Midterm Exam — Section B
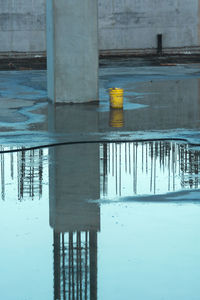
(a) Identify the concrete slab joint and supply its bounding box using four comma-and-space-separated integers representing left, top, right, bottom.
46, 0, 99, 103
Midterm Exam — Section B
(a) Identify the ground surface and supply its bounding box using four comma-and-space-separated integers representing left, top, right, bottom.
0, 60, 200, 147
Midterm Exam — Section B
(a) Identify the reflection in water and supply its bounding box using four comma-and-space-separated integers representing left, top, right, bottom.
0, 144, 99, 300
1, 141, 200, 299
49, 144, 100, 300
18, 149, 44, 200
109, 109, 124, 128
1, 148, 5, 201
53, 231, 97, 300
0, 147, 47, 201
100, 141, 200, 198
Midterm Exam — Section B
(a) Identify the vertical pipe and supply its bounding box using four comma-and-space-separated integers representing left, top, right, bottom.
1, 150, 5, 201
10, 149, 14, 179
157, 34, 162, 55
85, 232, 88, 300
119, 144, 121, 196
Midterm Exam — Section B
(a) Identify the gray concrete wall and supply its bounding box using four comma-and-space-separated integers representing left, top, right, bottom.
0, 0, 200, 55
0, 0, 46, 53
99, 0, 200, 53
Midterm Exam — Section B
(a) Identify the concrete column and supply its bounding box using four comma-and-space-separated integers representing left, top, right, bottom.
46, 0, 99, 103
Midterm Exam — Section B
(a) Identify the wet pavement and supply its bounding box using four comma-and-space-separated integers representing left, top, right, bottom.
1, 60, 200, 299
0, 62, 200, 145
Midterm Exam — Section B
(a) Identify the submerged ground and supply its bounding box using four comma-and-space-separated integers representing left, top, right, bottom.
0, 59, 200, 299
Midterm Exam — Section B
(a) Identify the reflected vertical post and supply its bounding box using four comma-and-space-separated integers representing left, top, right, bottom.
89, 231, 98, 300
49, 142, 100, 299
54, 231, 61, 300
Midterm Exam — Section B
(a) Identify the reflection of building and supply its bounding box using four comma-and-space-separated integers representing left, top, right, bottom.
0, 147, 47, 201
100, 141, 200, 198
49, 144, 100, 300
17, 149, 44, 200
53, 231, 97, 300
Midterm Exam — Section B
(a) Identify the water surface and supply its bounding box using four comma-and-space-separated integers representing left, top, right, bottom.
0, 141, 200, 299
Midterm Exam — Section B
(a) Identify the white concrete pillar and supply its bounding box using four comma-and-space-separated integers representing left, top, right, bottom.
47, 0, 99, 103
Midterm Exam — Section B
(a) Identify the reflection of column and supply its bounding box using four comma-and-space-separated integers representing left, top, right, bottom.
1, 148, 5, 201
49, 143, 100, 300
50, 144, 100, 232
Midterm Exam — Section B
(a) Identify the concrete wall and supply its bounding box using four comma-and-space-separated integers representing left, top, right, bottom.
99, 0, 200, 52
0, 0, 46, 53
0, 0, 200, 54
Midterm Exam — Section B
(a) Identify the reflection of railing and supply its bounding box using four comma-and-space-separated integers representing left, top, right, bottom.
53, 231, 97, 300
100, 141, 200, 197
0, 147, 47, 201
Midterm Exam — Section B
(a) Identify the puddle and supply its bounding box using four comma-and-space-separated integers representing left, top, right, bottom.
0, 141, 200, 299
1, 69, 200, 146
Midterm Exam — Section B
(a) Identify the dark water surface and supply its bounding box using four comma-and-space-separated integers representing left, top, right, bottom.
0, 141, 200, 299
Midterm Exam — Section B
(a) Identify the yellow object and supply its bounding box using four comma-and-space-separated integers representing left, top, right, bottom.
109, 109, 124, 128
109, 88, 124, 109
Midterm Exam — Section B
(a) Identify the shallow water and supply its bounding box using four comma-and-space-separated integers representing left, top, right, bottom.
0, 141, 200, 300
1, 62, 200, 300
1, 66, 200, 148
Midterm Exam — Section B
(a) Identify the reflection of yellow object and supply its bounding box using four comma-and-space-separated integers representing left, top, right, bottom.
109, 88, 124, 109
109, 109, 124, 128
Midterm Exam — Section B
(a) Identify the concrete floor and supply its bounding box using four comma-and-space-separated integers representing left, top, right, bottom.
0, 60, 200, 146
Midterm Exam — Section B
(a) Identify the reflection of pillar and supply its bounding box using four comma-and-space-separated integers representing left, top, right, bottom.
49, 142, 100, 300
46, 0, 99, 103
1, 149, 5, 201
49, 144, 100, 232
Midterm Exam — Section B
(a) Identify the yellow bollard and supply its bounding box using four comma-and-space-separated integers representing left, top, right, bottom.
109, 88, 124, 109
109, 109, 124, 128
